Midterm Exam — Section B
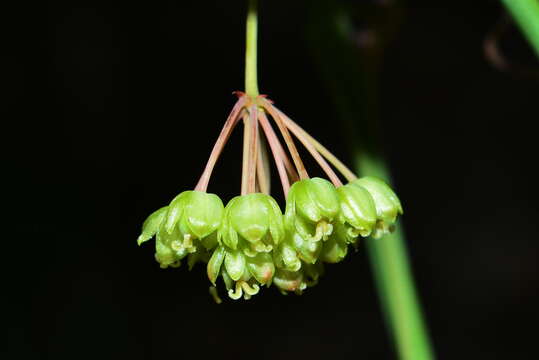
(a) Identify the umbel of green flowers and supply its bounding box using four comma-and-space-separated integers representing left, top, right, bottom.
137, 92, 402, 302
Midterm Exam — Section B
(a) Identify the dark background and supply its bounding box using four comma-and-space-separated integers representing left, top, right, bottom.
3, 0, 538, 359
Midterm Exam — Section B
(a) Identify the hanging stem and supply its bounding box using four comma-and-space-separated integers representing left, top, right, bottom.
241, 105, 259, 195
240, 111, 251, 195
258, 111, 291, 196
261, 100, 309, 179
266, 121, 299, 182
195, 98, 246, 192
247, 105, 259, 193
277, 108, 357, 182
256, 130, 271, 194
245, 0, 259, 97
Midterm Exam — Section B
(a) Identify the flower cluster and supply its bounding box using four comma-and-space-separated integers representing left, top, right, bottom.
137, 93, 402, 301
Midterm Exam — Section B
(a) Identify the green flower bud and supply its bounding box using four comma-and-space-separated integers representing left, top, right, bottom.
291, 230, 322, 264
285, 177, 340, 242
137, 206, 168, 246
273, 235, 302, 271
245, 252, 275, 285
331, 220, 359, 246
207, 245, 226, 285
319, 223, 348, 263
137, 206, 179, 268
137, 206, 187, 268
336, 183, 377, 238
351, 177, 403, 238
273, 268, 306, 294
207, 245, 275, 300
154, 227, 216, 270
219, 193, 284, 257
273, 261, 324, 295
224, 248, 246, 281
154, 223, 189, 268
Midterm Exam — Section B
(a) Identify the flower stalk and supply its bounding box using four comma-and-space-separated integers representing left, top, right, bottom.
246, 105, 259, 194
195, 96, 246, 192
278, 111, 343, 187
256, 132, 271, 194
258, 111, 291, 195
278, 110, 357, 182
261, 99, 309, 180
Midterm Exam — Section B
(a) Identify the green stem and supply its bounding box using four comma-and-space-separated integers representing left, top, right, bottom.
357, 155, 434, 360
501, 0, 539, 59
245, 0, 259, 97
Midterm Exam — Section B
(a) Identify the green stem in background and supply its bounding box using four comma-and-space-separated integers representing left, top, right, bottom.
307, 1, 434, 359
501, 0, 539, 59
358, 156, 433, 360
245, 0, 259, 97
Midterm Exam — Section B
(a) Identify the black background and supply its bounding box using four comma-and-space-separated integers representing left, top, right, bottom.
3, 0, 538, 359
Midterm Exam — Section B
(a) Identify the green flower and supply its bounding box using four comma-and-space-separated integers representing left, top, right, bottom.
219, 193, 284, 257
206, 193, 283, 300
272, 268, 305, 294
273, 261, 324, 295
137, 206, 187, 268
319, 222, 349, 263
336, 183, 377, 238
207, 245, 275, 300
351, 177, 403, 238
154, 221, 187, 268
274, 229, 322, 272
137, 190, 224, 268
137, 206, 168, 246
274, 178, 340, 273
164, 190, 224, 253
284, 177, 340, 242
